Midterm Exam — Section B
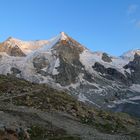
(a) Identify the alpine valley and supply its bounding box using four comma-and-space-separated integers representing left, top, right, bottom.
0, 32, 140, 140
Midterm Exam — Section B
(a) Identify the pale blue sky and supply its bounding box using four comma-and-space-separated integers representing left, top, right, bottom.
0, 0, 140, 56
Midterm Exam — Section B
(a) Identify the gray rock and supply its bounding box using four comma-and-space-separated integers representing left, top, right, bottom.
11, 67, 21, 75
33, 56, 49, 70
124, 53, 140, 84
102, 53, 112, 63
92, 62, 130, 85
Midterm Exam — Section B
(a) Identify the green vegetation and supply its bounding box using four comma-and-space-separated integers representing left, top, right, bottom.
0, 74, 140, 138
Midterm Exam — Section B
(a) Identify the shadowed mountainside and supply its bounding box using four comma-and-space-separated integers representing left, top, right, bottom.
0, 75, 140, 140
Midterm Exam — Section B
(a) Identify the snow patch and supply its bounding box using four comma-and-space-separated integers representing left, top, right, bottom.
121, 49, 140, 61
113, 99, 139, 105
130, 84, 140, 93
37, 32, 67, 52
78, 93, 100, 107
52, 58, 60, 75
4, 37, 49, 55
60, 32, 67, 40
129, 96, 140, 101
80, 49, 129, 75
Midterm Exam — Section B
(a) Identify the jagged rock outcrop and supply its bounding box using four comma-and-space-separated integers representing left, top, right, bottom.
11, 67, 21, 75
51, 33, 85, 85
124, 53, 140, 84
102, 53, 112, 62
92, 62, 131, 85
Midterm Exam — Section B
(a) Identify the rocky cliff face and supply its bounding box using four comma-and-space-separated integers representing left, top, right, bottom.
0, 32, 140, 116
124, 53, 140, 84
51, 34, 84, 85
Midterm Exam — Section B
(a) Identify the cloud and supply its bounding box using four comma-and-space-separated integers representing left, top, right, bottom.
136, 20, 140, 28
127, 4, 140, 28
127, 4, 138, 15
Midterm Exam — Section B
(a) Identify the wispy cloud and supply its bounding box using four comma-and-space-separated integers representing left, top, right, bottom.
127, 4, 138, 15
136, 20, 140, 28
127, 4, 140, 28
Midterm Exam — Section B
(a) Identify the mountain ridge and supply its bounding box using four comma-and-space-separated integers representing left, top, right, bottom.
0, 32, 139, 58
0, 32, 140, 116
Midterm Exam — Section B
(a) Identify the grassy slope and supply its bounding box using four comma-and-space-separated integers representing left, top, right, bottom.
0, 75, 140, 139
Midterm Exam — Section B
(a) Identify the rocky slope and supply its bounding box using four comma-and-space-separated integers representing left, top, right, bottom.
0, 75, 140, 140
0, 32, 140, 116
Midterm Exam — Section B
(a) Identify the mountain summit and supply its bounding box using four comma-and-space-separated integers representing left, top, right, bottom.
59, 32, 68, 40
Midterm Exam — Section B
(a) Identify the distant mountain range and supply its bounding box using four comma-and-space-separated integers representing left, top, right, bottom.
0, 32, 140, 117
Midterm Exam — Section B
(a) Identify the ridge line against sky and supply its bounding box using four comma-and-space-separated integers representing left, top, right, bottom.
0, 0, 140, 56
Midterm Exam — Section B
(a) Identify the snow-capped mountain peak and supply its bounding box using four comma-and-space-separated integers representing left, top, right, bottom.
4, 37, 23, 48
59, 32, 68, 40
0, 32, 75, 56
0, 32, 140, 111
121, 49, 140, 61
0, 37, 49, 56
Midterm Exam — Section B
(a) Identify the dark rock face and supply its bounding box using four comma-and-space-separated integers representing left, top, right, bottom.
11, 67, 21, 75
33, 56, 49, 70
93, 62, 130, 85
124, 53, 140, 84
52, 56, 83, 86
53, 37, 84, 64
83, 71, 95, 83
102, 53, 112, 63
52, 37, 85, 86
92, 62, 106, 74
